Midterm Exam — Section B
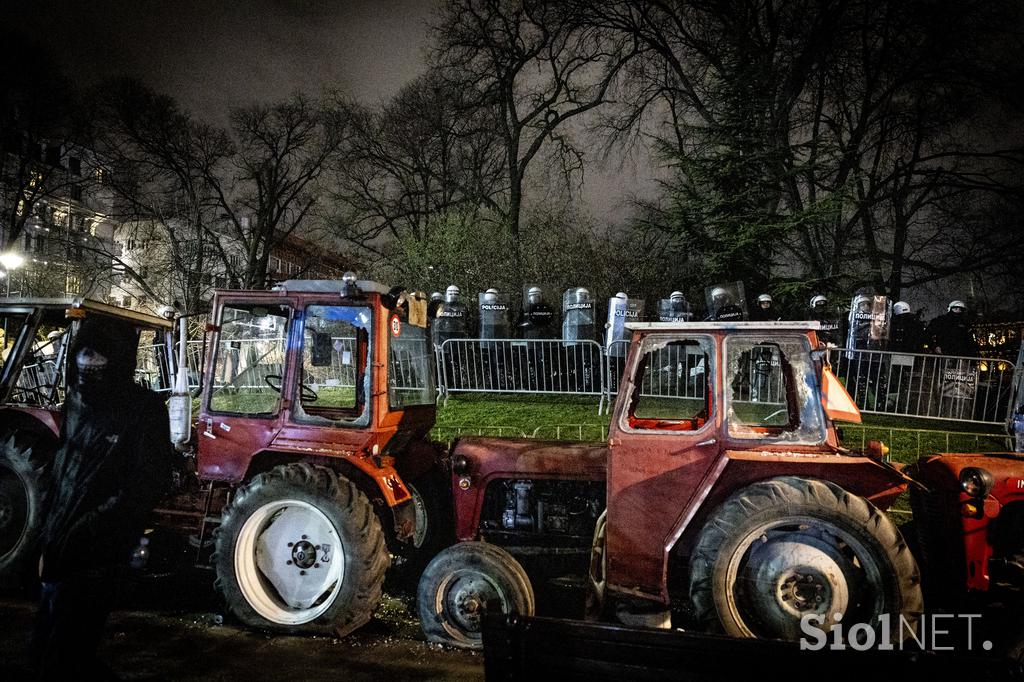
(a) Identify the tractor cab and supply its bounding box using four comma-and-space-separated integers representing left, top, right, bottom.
194, 278, 437, 487
1, 297, 175, 418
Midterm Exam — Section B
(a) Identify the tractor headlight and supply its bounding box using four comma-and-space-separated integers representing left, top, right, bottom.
960, 467, 994, 498
451, 454, 470, 475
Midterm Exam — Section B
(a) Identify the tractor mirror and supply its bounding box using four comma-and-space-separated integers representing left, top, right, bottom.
311, 332, 333, 366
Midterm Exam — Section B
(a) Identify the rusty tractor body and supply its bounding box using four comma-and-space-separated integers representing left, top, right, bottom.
905, 342, 1024, 613
1, 281, 446, 637
418, 321, 924, 648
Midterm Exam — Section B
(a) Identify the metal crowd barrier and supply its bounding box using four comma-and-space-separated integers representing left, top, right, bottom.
135, 335, 1019, 426
435, 338, 605, 406
826, 347, 1016, 424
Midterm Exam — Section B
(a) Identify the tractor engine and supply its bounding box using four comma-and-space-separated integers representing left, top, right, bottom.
481, 478, 604, 544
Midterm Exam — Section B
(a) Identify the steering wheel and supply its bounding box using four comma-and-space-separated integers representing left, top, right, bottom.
265, 374, 319, 403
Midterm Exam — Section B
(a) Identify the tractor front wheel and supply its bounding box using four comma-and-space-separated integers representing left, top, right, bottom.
214, 463, 388, 636
417, 541, 534, 650
689, 476, 922, 644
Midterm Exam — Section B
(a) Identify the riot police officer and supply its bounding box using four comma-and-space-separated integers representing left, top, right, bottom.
809, 294, 842, 346
889, 301, 923, 353
658, 291, 693, 322
516, 287, 556, 390
427, 291, 443, 320
479, 288, 511, 388
434, 285, 470, 387
751, 293, 779, 322
706, 287, 744, 321
925, 300, 976, 357
563, 287, 597, 391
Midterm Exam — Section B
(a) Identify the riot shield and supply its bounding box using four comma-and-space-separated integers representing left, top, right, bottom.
562, 288, 596, 345
606, 295, 644, 357
479, 290, 511, 389
562, 287, 598, 392
705, 281, 747, 321
478, 291, 511, 340
657, 297, 693, 322
846, 294, 892, 350
432, 299, 470, 346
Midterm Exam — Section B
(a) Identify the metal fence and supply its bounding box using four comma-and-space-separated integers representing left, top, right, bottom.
135, 335, 1020, 426
826, 347, 1017, 424
435, 339, 605, 404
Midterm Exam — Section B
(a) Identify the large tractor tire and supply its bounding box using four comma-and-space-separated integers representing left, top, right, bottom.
0, 427, 54, 586
689, 476, 922, 644
214, 462, 389, 637
418, 541, 534, 650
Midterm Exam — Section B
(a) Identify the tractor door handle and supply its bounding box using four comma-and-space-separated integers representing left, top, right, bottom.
695, 438, 717, 447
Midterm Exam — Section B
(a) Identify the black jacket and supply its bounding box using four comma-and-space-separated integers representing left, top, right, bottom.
40, 384, 175, 581
40, 318, 176, 581
925, 312, 976, 357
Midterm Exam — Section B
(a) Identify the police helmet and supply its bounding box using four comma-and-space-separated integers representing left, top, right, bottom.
614, 292, 628, 300
445, 285, 461, 302
948, 300, 966, 313
757, 293, 772, 304
430, 291, 442, 302
575, 287, 591, 302
484, 288, 499, 303
810, 294, 827, 308
711, 286, 729, 301
669, 291, 684, 301
893, 301, 910, 315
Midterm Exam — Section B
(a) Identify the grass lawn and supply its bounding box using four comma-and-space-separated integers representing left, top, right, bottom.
432, 393, 1011, 463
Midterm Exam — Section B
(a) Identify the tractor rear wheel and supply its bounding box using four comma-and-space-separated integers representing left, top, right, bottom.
689, 476, 922, 644
417, 541, 534, 650
214, 462, 388, 636
0, 427, 54, 585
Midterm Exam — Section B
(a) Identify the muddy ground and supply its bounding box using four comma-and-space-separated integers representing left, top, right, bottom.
0, 566, 485, 681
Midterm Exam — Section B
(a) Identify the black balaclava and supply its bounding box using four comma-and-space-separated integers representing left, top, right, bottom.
67, 317, 140, 403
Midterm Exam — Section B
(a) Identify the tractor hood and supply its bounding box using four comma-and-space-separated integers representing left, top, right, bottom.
451, 437, 608, 482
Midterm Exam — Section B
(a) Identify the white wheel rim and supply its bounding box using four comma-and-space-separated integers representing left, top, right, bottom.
234, 499, 345, 625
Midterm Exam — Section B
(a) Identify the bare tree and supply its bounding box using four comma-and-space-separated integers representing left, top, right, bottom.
431, 0, 638, 280
329, 72, 505, 269
578, 0, 1024, 300
208, 95, 349, 289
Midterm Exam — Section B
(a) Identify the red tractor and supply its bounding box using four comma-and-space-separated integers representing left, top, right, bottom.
1, 279, 448, 637
418, 321, 928, 649
910, 347, 1024, 603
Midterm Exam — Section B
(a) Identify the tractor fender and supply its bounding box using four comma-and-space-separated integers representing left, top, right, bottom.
0, 406, 61, 439
614, 451, 909, 605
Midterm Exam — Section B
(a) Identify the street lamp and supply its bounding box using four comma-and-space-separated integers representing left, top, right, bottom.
0, 252, 25, 297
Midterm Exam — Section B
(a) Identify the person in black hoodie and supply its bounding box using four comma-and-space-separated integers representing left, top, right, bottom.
31, 317, 176, 679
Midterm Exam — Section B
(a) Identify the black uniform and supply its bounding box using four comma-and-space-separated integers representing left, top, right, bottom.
890, 314, 924, 353
33, 318, 176, 677
925, 311, 976, 357
517, 297, 557, 390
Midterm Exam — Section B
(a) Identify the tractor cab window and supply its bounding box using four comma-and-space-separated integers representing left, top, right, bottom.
725, 336, 826, 443
388, 311, 435, 409
209, 304, 290, 416
293, 305, 371, 427
627, 337, 713, 431
1, 313, 70, 407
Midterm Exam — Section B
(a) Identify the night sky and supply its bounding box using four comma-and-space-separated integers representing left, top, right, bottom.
3, 0, 438, 118
1, 0, 644, 221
